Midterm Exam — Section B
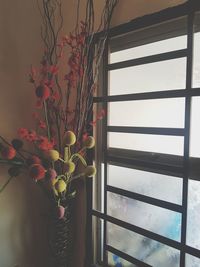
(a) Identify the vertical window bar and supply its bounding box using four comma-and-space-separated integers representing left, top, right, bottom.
103, 41, 109, 266
180, 8, 194, 267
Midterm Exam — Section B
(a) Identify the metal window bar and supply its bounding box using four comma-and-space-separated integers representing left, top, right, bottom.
93, 87, 200, 103
180, 8, 194, 267
91, 1, 200, 266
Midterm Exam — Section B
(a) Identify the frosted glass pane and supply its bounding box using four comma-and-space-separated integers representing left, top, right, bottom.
109, 58, 186, 95
108, 132, 184, 156
108, 165, 182, 204
187, 180, 200, 249
186, 254, 200, 267
109, 98, 185, 128
193, 31, 200, 88
110, 35, 187, 64
108, 252, 137, 267
107, 223, 180, 267
190, 97, 200, 157
107, 192, 181, 241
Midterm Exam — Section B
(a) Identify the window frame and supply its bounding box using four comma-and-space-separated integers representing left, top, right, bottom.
92, 1, 200, 266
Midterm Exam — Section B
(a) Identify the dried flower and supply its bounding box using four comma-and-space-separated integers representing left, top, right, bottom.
1, 146, 16, 160
55, 179, 67, 193
35, 85, 50, 101
18, 128, 29, 139
84, 165, 96, 177
26, 156, 41, 166
29, 164, 46, 181
37, 136, 55, 151
65, 161, 75, 174
46, 149, 60, 162
64, 131, 76, 146
46, 168, 57, 180
11, 139, 23, 150
57, 205, 65, 219
83, 136, 95, 149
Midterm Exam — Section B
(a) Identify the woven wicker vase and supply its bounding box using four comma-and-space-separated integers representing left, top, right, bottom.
49, 204, 74, 267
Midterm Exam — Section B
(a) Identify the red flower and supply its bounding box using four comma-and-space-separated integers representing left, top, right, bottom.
49, 65, 59, 75
38, 120, 46, 129
29, 164, 46, 181
82, 133, 88, 141
1, 146, 16, 160
37, 136, 55, 151
26, 156, 41, 166
18, 128, 29, 139
26, 131, 38, 142
35, 85, 50, 101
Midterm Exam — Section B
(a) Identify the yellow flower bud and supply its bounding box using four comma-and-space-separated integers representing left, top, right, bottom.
65, 131, 76, 146
83, 136, 95, 149
65, 161, 75, 174
85, 165, 96, 177
55, 179, 67, 193
46, 149, 60, 162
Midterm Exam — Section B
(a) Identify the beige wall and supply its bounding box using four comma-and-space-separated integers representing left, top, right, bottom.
0, 0, 186, 266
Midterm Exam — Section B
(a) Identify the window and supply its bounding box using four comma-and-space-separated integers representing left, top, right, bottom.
92, 1, 200, 267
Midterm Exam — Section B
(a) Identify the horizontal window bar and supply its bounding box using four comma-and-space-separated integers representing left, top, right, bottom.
106, 185, 183, 213
107, 150, 200, 181
108, 49, 187, 70
93, 88, 200, 103
185, 245, 200, 259
107, 126, 185, 136
107, 154, 184, 177
106, 245, 153, 267
92, 210, 181, 250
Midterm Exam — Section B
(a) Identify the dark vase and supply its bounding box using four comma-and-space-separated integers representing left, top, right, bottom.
48, 202, 74, 267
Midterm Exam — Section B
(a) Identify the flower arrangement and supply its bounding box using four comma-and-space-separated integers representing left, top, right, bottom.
0, 0, 117, 213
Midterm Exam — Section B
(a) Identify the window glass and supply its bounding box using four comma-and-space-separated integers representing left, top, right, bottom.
186, 254, 200, 267
109, 58, 186, 95
192, 13, 200, 88
108, 132, 184, 156
187, 180, 200, 250
107, 222, 180, 267
110, 35, 187, 64
108, 252, 138, 267
107, 165, 182, 204
109, 98, 185, 128
107, 192, 182, 241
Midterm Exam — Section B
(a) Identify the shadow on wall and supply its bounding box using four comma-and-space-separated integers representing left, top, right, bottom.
111, 0, 187, 26
0, 171, 52, 267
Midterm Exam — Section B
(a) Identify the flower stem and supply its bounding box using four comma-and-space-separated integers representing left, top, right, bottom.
0, 176, 14, 193
43, 100, 51, 141
0, 159, 24, 166
64, 147, 69, 162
